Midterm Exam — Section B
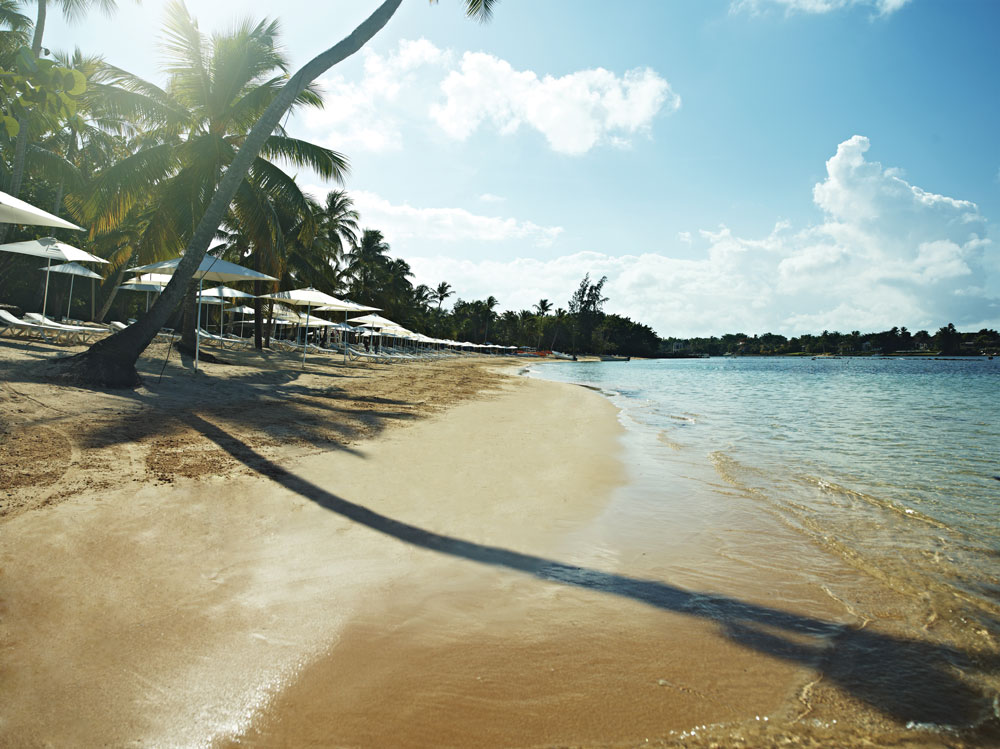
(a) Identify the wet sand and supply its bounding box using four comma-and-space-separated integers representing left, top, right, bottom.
2, 340, 991, 746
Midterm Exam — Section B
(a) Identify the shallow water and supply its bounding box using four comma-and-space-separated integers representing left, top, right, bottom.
532, 356, 1000, 745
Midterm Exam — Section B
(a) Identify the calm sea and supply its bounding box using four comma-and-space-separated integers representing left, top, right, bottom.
530, 355, 1000, 744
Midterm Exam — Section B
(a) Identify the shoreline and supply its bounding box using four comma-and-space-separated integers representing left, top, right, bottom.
3, 343, 990, 746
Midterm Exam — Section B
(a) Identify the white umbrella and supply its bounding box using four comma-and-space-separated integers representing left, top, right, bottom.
130, 254, 277, 371
0, 189, 83, 231
315, 297, 381, 362
198, 285, 254, 335
38, 261, 102, 320
0, 237, 108, 318
258, 288, 348, 365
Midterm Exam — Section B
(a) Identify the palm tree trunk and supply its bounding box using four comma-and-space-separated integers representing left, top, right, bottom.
49, 0, 403, 386
253, 281, 263, 349
95, 254, 132, 322
264, 300, 273, 348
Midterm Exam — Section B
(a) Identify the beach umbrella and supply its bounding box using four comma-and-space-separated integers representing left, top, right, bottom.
38, 261, 102, 320
0, 189, 83, 231
259, 288, 351, 365
198, 285, 254, 335
119, 274, 171, 312
131, 254, 277, 371
0, 237, 108, 319
315, 297, 381, 362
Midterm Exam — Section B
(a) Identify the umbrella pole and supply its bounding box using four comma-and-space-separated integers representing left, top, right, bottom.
42, 259, 51, 319
344, 311, 348, 364
302, 303, 311, 366
146, 291, 150, 312
67, 273, 75, 320
195, 278, 203, 372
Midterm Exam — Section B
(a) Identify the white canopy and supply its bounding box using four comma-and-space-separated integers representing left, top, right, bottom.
256, 288, 343, 364
119, 281, 167, 293
259, 287, 343, 306
38, 262, 103, 320
347, 313, 401, 329
314, 297, 380, 314
127, 272, 172, 286
0, 237, 108, 318
0, 190, 83, 231
0, 236, 106, 264
40, 261, 103, 280
199, 285, 254, 299
131, 254, 277, 284
130, 254, 276, 370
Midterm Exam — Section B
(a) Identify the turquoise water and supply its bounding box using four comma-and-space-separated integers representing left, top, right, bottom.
531, 355, 1000, 742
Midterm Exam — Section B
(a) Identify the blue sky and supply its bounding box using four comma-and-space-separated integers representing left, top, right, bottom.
46, 0, 1000, 336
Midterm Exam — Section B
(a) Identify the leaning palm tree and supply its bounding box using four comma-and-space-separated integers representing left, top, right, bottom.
55, 0, 499, 386
73, 2, 343, 352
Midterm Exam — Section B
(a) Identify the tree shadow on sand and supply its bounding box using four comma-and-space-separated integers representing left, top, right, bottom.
186, 411, 1000, 737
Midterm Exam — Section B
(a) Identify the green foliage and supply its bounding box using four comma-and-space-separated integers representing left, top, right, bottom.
0, 46, 86, 136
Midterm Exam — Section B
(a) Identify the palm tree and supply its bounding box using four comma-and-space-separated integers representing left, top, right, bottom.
73, 2, 343, 352
318, 188, 359, 286
482, 294, 498, 343
433, 280, 453, 309
533, 298, 551, 316
346, 228, 390, 303
59, 0, 498, 386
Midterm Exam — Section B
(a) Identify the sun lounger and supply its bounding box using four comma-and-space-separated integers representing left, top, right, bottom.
0, 309, 81, 344
22, 313, 108, 343
25, 313, 109, 337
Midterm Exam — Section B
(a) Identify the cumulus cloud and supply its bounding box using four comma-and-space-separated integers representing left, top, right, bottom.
350, 190, 563, 247
301, 39, 677, 155
430, 53, 678, 154
732, 0, 912, 16
302, 38, 451, 153
408, 137, 997, 336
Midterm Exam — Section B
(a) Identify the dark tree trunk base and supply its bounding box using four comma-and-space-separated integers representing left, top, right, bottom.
175, 342, 227, 365
45, 349, 142, 389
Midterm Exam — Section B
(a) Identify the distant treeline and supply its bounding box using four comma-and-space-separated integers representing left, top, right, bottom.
417, 274, 662, 358
663, 325, 1000, 357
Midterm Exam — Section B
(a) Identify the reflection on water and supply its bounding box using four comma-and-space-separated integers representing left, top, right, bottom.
532, 356, 1000, 745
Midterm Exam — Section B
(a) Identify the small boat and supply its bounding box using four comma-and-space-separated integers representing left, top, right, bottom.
598, 354, 630, 362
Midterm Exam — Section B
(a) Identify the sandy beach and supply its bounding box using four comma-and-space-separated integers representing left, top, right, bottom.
2, 339, 992, 748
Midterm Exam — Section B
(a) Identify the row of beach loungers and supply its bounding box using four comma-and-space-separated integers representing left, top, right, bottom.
0, 310, 489, 364
196, 327, 474, 363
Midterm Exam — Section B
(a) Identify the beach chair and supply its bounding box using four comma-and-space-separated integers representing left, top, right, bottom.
108, 320, 129, 332
24, 314, 109, 342
0, 309, 80, 344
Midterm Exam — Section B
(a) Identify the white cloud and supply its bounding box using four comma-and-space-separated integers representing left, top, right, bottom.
430, 54, 678, 155
407, 137, 997, 336
479, 193, 505, 203
301, 39, 678, 156
350, 190, 563, 247
303, 38, 452, 153
732, 0, 911, 16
